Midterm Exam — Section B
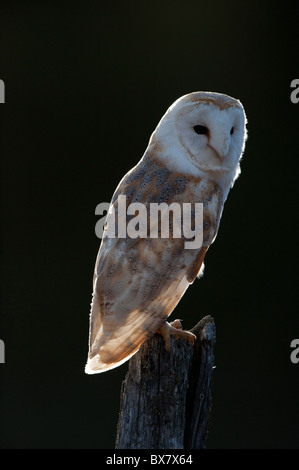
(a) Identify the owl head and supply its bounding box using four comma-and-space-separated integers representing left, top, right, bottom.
148, 92, 247, 193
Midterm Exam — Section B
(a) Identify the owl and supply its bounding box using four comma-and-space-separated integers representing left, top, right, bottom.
85, 91, 247, 374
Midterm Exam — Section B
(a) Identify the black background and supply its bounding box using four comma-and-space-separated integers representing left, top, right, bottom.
0, 1, 298, 449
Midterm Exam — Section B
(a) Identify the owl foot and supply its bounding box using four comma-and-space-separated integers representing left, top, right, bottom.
157, 321, 196, 351
169, 319, 183, 329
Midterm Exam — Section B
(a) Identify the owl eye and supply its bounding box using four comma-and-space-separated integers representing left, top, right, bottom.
230, 127, 234, 135
193, 125, 209, 135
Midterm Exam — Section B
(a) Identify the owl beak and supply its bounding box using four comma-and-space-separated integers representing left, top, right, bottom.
207, 144, 225, 163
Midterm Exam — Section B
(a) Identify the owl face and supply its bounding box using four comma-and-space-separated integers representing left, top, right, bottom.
150, 92, 247, 192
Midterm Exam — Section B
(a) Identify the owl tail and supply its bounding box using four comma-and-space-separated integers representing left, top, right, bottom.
85, 346, 139, 374
85, 305, 164, 374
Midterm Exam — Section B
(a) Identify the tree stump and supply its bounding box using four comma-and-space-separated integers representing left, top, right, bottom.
115, 315, 216, 449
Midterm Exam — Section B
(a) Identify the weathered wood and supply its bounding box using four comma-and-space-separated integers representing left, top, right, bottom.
115, 315, 216, 449
185, 316, 216, 448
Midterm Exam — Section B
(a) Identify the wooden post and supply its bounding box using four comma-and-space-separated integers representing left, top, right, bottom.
115, 315, 216, 449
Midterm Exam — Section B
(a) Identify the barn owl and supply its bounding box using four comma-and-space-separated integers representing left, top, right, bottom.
85, 91, 247, 374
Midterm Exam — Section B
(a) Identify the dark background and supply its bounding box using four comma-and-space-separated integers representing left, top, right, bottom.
0, 1, 298, 449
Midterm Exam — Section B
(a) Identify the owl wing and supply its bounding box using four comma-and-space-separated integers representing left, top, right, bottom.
85, 156, 223, 374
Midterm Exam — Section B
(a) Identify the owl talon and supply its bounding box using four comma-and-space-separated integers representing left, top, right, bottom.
170, 319, 183, 330
157, 321, 196, 351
